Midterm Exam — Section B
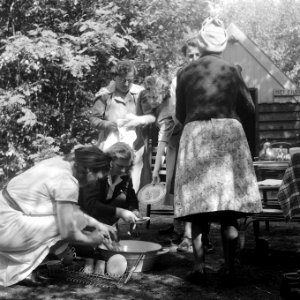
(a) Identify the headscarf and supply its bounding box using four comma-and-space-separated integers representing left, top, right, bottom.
197, 17, 228, 53
74, 146, 111, 172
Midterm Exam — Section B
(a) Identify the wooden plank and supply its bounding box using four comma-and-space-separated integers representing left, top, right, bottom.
259, 103, 300, 112
258, 138, 300, 145
259, 121, 300, 130
259, 131, 299, 140
259, 126, 300, 132
259, 112, 300, 121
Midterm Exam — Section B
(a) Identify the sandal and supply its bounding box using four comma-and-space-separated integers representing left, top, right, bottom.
177, 236, 193, 253
185, 269, 207, 285
204, 242, 215, 254
218, 267, 237, 287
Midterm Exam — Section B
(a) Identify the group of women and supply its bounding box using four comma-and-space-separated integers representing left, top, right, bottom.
0, 16, 262, 287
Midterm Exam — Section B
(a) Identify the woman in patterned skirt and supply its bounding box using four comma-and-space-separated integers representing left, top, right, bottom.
174, 17, 262, 284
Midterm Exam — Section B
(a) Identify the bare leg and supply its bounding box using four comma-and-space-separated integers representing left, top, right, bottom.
221, 222, 238, 273
191, 222, 205, 273
177, 222, 193, 252
184, 222, 192, 238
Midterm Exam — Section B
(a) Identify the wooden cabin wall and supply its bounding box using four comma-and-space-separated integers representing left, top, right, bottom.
258, 103, 300, 146
222, 41, 292, 104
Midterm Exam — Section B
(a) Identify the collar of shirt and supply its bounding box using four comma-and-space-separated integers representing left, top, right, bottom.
106, 174, 123, 200
95, 82, 143, 99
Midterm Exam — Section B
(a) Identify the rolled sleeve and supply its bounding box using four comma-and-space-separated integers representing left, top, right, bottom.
90, 98, 108, 129
136, 91, 154, 116
51, 174, 79, 203
158, 117, 175, 143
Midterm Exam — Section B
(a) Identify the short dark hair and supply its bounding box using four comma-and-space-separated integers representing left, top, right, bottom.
113, 60, 137, 77
65, 145, 111, 184
181, 39, 200, 56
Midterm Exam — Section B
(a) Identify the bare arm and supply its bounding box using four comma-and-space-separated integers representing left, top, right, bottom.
123, 113, 156, 129
115, 207, 139, 223
56, 202, 117, 247
152, 141, 167, 184
175, 71, 186, 125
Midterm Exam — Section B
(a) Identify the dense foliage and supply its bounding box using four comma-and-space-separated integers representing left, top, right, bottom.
0, 0, 299, 183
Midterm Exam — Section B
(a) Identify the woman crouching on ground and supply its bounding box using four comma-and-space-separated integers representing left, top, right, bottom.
0, 146, 117, 287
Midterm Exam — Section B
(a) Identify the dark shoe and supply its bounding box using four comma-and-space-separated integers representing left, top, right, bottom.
158, 225, 174, 235
18, 272, 50, 287
177, 237, 193, 253
171, 232, 184, 244
204, 242, 215, 254
219, 267, 236, 288
185, 270, 207, 285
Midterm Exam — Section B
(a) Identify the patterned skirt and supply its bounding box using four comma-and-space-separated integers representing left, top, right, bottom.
174, 119, 262, 222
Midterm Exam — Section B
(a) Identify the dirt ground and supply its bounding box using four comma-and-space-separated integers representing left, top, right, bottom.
1, 208, 300, 300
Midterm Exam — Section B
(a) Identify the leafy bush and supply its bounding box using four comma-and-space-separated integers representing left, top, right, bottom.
0, 0, 299, 185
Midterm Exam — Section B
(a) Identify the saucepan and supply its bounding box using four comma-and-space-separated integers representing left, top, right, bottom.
95, 240, 169, 272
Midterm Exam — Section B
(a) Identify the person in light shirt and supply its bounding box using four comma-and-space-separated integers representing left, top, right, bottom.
0, 146, 117, 287
90, 60, 155, 192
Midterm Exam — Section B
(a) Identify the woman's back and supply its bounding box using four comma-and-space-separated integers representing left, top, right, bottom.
7, 156, 78, 215
176, 53, 240, 124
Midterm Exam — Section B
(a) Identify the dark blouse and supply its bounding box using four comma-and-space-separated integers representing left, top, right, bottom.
78, 175, 138, 222
176, 53, 255, 125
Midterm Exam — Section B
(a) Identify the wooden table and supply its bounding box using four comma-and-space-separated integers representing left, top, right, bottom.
253, 160, 290, 171
253, 160, 290, 232
253, 160, 290, 181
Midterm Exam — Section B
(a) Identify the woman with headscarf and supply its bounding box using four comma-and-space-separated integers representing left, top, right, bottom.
174, 17, 262, 285
0, 146, 117, 287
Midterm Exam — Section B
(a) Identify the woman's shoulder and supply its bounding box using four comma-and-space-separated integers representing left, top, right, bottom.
34, 156, 73, 177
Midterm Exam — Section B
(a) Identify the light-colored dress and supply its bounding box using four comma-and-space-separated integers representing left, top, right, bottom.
174, 119, 262, 221
0, 156, 78, 286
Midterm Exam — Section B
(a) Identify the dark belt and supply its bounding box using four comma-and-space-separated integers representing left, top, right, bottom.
2, 187, 24, 213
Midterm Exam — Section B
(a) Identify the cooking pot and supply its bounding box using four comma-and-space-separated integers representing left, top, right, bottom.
95, 240, 169, 272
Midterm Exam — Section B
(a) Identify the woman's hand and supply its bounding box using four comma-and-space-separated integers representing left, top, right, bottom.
152, 170, 160, 185
117, 208, 139, 223
132, 209, 142, 219
56, 203, 118, 247
123, 118, 141, 130
123, 114, 155, 129
104, 120, 118, 131
93, 221, 118, 242
84, 229, 107, 247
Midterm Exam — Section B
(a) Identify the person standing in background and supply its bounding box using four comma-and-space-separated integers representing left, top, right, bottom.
174, 17, 262, 285
161, 38, 215, 254
135, 75, 178, 207
90, 60, 155, 192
